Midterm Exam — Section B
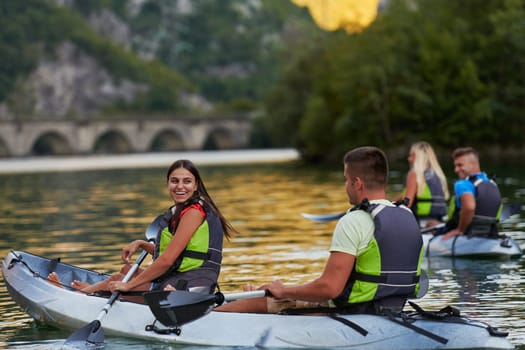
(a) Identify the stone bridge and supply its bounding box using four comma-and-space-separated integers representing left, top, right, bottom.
0, 117, 252, 157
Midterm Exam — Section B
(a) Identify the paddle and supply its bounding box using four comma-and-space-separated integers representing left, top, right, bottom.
144, 289, 269, 328
300, 211, 346, 222
63, 215, 162, 348
420, 223, 446, 234
302, 202, 522, 223
145, 275, 430, 329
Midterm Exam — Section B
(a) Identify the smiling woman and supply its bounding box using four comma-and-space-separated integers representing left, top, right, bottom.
46, 159, 238, 300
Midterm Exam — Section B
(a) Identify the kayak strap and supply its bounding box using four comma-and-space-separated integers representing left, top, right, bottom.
7, 252, 66, 287
408, 301, 459, 319
381, 308, 449, 345
281, 303, 448, 344
408, 301, 509, 337
7, 251, 45, 277
145, 319, 182, 336
328, 314, 368, 336
280, 306, 368, 336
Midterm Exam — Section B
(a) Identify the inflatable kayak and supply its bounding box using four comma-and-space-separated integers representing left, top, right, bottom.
2, 250, 514, 349
422, 232, 522, 258
301, 205, 523, 259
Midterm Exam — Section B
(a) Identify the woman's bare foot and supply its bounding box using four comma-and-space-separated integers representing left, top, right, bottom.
47, 273, 91, 292
47, 272, 63, 288
71, 280, 91, 290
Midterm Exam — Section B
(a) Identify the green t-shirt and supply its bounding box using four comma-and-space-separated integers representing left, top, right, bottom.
330, 199, 394, 257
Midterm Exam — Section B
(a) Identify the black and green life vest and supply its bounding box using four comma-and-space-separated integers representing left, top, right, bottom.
412, 169, 447, 221
153, 199, 223, 278
333, 200, 424, 307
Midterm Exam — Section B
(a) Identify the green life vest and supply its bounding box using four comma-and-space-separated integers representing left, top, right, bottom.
153, 201, 223, 276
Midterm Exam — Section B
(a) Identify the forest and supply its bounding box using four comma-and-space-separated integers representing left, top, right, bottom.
262, 0, 525, 162
1, 0, 524, 162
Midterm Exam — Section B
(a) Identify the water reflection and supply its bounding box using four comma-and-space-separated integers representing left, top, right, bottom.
1, 160, 524, 349
420, 256, 525, 346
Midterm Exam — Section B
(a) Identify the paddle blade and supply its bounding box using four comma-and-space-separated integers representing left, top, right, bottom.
416, 270, 429, 299
145, 214, 163, 242
501, 203, 521, 221
144, 290, 216, 327
63, 320, 104, 349
301, 211, 346, 222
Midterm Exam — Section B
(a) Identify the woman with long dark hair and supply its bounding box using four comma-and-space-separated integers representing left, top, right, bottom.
48, 159, 236, 295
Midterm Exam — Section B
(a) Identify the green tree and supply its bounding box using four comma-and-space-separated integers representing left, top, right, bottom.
264, 0, 525, 162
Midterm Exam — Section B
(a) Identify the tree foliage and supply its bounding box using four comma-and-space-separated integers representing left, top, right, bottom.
126, 0, 321, 107
263, 0, 525, 162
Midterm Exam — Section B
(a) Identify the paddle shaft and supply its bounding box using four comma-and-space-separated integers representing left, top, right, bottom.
223, 289, 268, 302
302, 203, 520, 223
420, 223, 446, 234
94, 249, 149, 320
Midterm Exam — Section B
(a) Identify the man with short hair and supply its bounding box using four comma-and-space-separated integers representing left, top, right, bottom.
442, 147, 502, 240
217, 146, 424, 314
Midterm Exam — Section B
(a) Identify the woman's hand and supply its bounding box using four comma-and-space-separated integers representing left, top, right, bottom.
121, 240, 141, 263
108, 281, 131, 293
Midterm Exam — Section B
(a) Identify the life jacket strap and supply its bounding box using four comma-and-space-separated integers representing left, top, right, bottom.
350, 271, 420, 285
181, 250, 210, 260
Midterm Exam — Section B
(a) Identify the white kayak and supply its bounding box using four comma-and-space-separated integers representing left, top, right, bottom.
422, 232, 522, 258
301, 207, 523, 259
2, 250, 514, 349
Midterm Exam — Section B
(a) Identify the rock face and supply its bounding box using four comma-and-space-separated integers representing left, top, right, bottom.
14, 42, 147, 119
0, 1, 210, 120
88, 9, 132, 51
1, 1, 147, 120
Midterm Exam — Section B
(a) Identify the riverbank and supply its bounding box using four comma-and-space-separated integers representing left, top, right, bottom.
0, 148, 300, 174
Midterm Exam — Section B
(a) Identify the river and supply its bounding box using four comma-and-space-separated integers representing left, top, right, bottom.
0, 149, 524, 349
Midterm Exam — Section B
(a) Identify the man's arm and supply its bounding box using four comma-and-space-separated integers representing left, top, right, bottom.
443, 192, 475, 240
264, 251, 355, 302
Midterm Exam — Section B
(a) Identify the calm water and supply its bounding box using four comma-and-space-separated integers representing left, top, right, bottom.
1, 155, 525, 349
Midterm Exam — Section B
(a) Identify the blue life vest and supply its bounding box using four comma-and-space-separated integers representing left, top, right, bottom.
447, 174, 502, 237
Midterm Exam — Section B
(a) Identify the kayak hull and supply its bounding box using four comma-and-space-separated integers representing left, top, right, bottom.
2, 250, 514, 349
422, 232, 522, 258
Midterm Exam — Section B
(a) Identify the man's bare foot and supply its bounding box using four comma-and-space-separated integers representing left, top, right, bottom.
164, 284, 176, 291
47, 272, 63, 288
243, 283, 257, 291
71, 280, 91, 290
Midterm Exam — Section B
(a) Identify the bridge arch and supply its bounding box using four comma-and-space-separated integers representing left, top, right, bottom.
0, 136, 9, 157
93, 130, 132, 154
32, 131, 73, 156
0, 118, 252, 157
149, 129, 186, 152
203, 126, 241, 150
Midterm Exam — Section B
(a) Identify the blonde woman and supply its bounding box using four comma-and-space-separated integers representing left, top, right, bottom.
397, 141, 449, 225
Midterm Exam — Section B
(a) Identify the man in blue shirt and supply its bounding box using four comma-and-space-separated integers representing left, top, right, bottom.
442, 147, 501, 240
